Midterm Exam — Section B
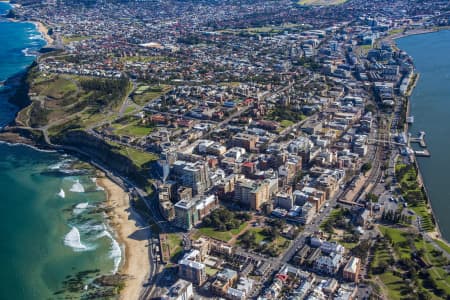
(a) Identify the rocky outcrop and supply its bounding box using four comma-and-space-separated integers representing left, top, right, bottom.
51, 130, 142, 178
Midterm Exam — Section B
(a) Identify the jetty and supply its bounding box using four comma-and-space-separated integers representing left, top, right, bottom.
410, 131, 427, 147
414, 149, 431, 157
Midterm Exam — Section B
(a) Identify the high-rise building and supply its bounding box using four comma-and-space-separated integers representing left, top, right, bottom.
234, 178, 270, 210
162, 279, 194, 300
178, 250, 207, 286
172, 160, 211, 195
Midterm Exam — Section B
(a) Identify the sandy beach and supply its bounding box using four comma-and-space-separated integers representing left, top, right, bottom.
33, 21, 54, 45
97, 175, 150, 300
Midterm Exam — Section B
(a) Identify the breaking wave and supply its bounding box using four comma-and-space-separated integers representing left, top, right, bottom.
70, 180, 85, 193
73, 202, 89, 215
64, 227, 87, 251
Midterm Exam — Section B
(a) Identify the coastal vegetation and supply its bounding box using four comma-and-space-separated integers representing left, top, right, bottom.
16, 68, 131, 130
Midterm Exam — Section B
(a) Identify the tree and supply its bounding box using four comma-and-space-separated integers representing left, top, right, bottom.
361, 162, 372, 174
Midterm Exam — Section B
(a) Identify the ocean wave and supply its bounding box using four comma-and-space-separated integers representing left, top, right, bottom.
94, 224, 122, 274
49, 161, 65, 170
29, 34, 43, 40
77, 221, 104, 235
73, 202, 89, 215
70, 180, 85, 193
64, 227, 88, 251
103, 230, 122, 274
58, 188, 65, 198
21, 48, 35, 57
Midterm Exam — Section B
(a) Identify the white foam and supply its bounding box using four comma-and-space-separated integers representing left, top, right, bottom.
70, 180, 85, 193
73, 202, 89, 215
49, 162, 64, 170
0, 141, 57, 153
21, 48, 35, 57
58, 189, 65, 198
100, 226, 122, 274
29, 34, 43, 40
64, 227, 87, 251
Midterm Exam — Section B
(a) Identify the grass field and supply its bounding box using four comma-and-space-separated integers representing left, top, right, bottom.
197, 227, 233, 242
197, 222, 248, 243
133, 84, 172, 106
374, 226, 450, 298
62, 35, 97, 44
434, 239, 450, 254
113, 119, 154, 137
166, 233, 183, 260
239, 227, 289, 256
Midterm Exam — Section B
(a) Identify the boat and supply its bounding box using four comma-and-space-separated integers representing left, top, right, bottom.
406, 116, 414, 124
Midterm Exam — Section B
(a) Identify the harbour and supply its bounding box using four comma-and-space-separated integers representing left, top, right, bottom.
397, 29, 450, 241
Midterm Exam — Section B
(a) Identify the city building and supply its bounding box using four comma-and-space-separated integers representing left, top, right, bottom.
343, 256, 361, 283
178, 250, 207, 285
161, 279, 194, 300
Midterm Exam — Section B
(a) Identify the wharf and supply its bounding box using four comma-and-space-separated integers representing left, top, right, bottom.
415, 149, 431, 157
410, 131, 427, 147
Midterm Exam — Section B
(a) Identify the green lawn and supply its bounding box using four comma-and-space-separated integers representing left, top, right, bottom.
133, 85, 171, 106
379, 271, 409, 300
247, 228, 266, 244
62, 35, 96, 44
434, 239, 450, 255
114, 120, 154, 137
230, 223, 248, 235
41, 77, 78, 100
197, 227, 233, 242
379, 226, 408, 244
166, 233, 183, 260
111, 143, 158, 168
197, 222, 248, 243
388, 28, 404, 36
411, 203, 435, 231
280, 120, 294, 128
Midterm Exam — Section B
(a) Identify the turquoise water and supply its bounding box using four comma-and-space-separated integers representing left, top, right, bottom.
397, 30, 450, 242
0, 3, 120, 299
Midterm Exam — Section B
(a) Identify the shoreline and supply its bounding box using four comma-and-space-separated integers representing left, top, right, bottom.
32, 21, 54, 45
393, 30, 449, 244
96, 173, 150, 300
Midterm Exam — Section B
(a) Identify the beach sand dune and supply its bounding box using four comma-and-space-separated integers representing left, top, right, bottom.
97, 176, 150, 300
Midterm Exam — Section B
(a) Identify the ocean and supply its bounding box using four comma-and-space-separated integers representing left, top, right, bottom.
397, 30, 450, 242
0, 2, 121, 299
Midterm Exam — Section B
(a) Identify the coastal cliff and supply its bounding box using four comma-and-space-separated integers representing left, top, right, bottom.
1, 65, 156, 191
